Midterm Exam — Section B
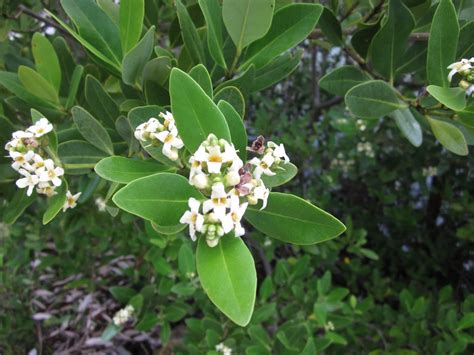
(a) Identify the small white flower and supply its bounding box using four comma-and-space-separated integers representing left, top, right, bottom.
447, 58, 474, 82
12, 130, 34, 139
134, 118, 162, 141
249, 182, 270, 210
203, 183, 228, 220
63, 191, 81, 212
16, 169, 39, 196
180, 198, 205, 241
220, 195, 248, 236
95, 197, 107, 211
39, 159, 64, 187
155, 128, 184, 161
268, 141, 290, 163
215, 343, 232, 355
31, 154, 46, 172
27, 118, 53, 137
36, 182, 57, 197
249, 154, 276, 179
113, 305, 135, 326
190, 173, 209, 190
10, 150, 35, 171
224, 170, 241, 187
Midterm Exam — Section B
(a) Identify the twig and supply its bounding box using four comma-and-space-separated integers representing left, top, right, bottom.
9, 5, 69, 35
310, 29, 429, 41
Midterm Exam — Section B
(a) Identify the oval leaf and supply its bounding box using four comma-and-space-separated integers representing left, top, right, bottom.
427, 85, 466, 111
32, 33, 61, 93
389, 108, 423, 147
72, 106, 114, 155
261, 162, 298, 188
18, 66, 59, 104
122, 26, 155, 86
120, 0, 144, 54
58, 140, 108, 174
427, 116, 468, 156
196, 234, 256, 326
320, 65, 370, 97
43, 179, 68, 225
198, 0, 227, 69
245, 192, 346, 245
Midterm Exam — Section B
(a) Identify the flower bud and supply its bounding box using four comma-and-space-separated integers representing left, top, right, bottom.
192, 173, 209, 189
247, 195, 258, 205
224, 171, 240, 187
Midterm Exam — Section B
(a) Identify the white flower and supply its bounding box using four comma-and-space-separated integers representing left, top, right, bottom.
447, 58, 474, 82
12, 130, 34, 139
95, 197, 107, 212
63, 191, 81, 212
10, 150, 35, 171
134, 118, 162, 141
216, 343, 232, 355
27, 118, 53, 137
16, 169, 39, 196
190, 173, 209, 189
155, 128, 184, 161
113, 305, 135, 326
249, 154, 276, 179
31, 154, 46, 172
268, 141, 290, 163
39, 159, 64, 187
36, 182, 57, 197
180, 198, 205, 241
220, 195, 248, 236
466, 85, 474, 96
203, 183, 228, 220
224, 170, 240, 187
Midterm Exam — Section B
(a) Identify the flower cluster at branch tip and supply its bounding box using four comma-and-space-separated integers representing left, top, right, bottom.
180, 134, 290, 247
134, 111, 184, 161
5, 118, 79, 209
112, 305, 135, 326
447, 58, 474, 96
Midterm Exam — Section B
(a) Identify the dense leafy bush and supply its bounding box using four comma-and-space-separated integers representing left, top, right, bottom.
1, 0, 473, 354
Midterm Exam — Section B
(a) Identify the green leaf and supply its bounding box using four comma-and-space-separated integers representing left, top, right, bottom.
0, 71, 58, 109
427, 85, 466, 111
189, 64, 213, 97
85, 75, 119, 127
389, 108, 423, 147
97, 0, 119, 24
369, 0, 415, 81
120, 0, 144, 54
427, 116, 468, 155
59, 140, 108, 174
176, 0, 206, 65
457, 313, 474, 330
72, 106, 114, 155
198, 0, 227, 69
222, 0, 275, 52
112, 173, 204, 226
214, 86, 245, 118
261, 163, 297, 188
95, 156, 171, 184
345, 80, 406, 118
152, 222, 186, 235
252, 49, 303, 92
457, 20, 474, 59
32, 33, 61, 93
318, 7, 342, 46
178, 243, 196, 276
18, 66, 59, 104
320, 65, 370, 97
170, 68, 231, 152
122, 26, 155, 86
427, 0, 459, 87
245, 192, 346, 245
241, 3, 322, 69
3, 190, 36, 224
215, 65, 256, 97
217, 100, 247, 160
196, 234, 256, 326
60, 0, 122, 65
42, 179, 68, 225
65, 65, 84, 110
110, 286, 137, 303
143, 56, 173, 86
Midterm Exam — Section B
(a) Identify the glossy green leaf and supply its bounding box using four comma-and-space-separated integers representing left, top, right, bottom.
72, 106, 114, 155
65, 65, 84, 110
457, 20, 474, 58
60, 0, 122, 65
53, 36, 80, 93
59, 140, 107, 174
457, 313, 474, 330
242, 3, 322, 69
42, 179, 68, 225
261, 162, 298, 188
95, 156, 171, 184
112, 173, 204, 226
176, 0, 206, 65
122, 26, 155, 86
214, 86, 245, 118
198, 0, 227, 69
318, 7, 342, 46
85, 75, 119, 127
369, 0, 415, 81
427, 0, 459, 87
389, 108, 423, 147
3, 190, 36, 224
217, 100, 247, 160
170, 68, 231, 152
189, 64, 213, 97
245, 192, 346, 245
143, 56, 173, 86
320, 65, 370, 97
152, 222, 186, 235
427, 85, 466, 111
120, 0, 144, 54
427, 116, 468, 155
32, 33, 61, 93
252, 49, 303, 92
97, 0, 119, 24
222, 0, 275, 52
18, 66, 59, 104
345, 80, 406, 118
196, 234, 256, 326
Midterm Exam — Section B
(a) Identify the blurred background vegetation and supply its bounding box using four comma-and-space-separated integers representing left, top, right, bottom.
1, 0, 474, 354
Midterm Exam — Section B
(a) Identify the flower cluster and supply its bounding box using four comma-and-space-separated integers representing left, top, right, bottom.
134, 111, 184, 161
448, 58, 474, 95
112, 305, 135, 326
357, 141, 375, 158
215, 343, 232, 355
180, 134, 290, 247
5, 118, 80, 212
